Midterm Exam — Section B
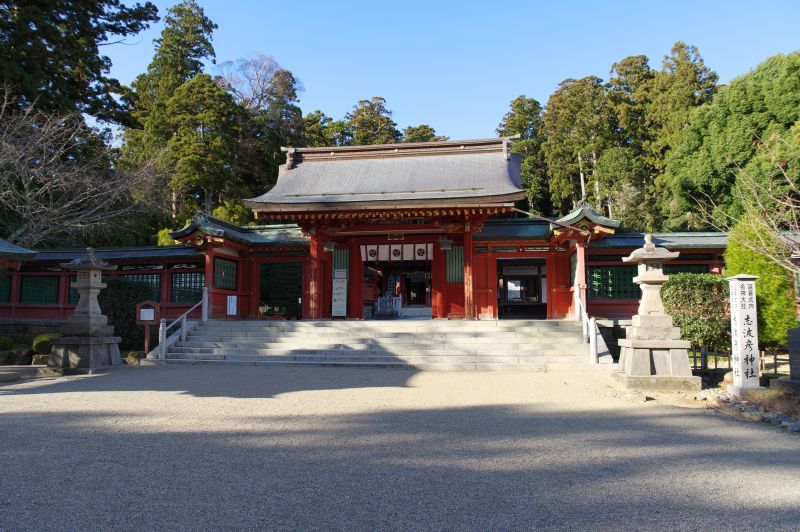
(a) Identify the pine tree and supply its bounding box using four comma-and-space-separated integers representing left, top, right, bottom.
402, 125, 447, 143
346, 97, 401, 145
165, 74, 242, 214
542, 77, 615, 214
497, 96, 550, 215
0, 0, 158, 124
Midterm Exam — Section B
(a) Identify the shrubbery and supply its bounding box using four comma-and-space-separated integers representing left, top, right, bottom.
32, 332, 61, 354
725, 222, 796, 348
0, 335, 13, 350
662, 273, 730, 350
98, 278, 154, 350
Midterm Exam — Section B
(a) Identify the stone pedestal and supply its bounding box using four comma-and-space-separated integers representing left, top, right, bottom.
49, 336, 122, 373
617, 315, 701, 391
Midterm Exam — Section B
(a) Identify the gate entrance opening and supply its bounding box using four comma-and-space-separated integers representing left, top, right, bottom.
497, 258, 547, 319
259, 262, 303, 319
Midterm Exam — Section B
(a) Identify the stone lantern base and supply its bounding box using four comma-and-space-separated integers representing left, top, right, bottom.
616, 315, 701, 391
46, 335, 122, 374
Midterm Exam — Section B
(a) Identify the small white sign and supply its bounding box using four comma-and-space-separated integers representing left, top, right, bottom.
227, 295, 237, 316
728, 274, 760, 392
332, 278, 348, 316
139, 308, 155, 322
334, 269, 348, 279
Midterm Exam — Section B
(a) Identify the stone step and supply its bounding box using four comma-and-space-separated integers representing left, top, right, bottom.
169, 346, 587, 358
163, 357, 613, 373
168, 352, 587, 365
181, 336, 585, 348
194, 320, 583, 331
186, 329, 583, 340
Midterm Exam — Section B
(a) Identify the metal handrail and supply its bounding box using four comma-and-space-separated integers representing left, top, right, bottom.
147, 286, 208, 360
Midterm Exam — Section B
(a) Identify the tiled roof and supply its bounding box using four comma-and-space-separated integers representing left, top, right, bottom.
0, 237, 37, 261
245, 137, 526, 212
589, 232, 728, 250
171, 214, 308, 246
555, 200, 621, 229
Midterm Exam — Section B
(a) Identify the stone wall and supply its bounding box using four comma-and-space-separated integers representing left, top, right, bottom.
0, 318, 65, 344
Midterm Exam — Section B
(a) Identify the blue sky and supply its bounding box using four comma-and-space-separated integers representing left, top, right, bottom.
105, 0, 800, 139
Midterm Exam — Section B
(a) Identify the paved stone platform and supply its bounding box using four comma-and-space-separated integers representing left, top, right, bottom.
1, 364, 799, 530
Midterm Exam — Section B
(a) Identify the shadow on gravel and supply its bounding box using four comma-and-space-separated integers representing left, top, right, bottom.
1, 399, 799, 529
0, 362, 417, 398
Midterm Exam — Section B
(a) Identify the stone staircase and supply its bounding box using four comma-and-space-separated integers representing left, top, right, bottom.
164, 319, 615, 372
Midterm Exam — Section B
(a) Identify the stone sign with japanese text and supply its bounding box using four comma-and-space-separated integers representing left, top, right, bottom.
727, 274, 761, 396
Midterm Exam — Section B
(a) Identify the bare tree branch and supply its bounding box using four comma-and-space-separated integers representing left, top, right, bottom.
0, 91, 155, 247
692, 134, 800, 275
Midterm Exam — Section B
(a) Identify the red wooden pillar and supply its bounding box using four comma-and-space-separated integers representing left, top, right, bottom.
431, 241, 446, 318
250, 257, 259, 318
348, 239, 363, 319
575, 241, 588, 318
308, 233, 324, 319
204, 247, 215, 318
463, 227, 475, 319
159, 270, 169, 307
9, 272, 20, 317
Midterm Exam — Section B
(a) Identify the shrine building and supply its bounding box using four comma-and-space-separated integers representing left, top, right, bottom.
0, 138, 727, 323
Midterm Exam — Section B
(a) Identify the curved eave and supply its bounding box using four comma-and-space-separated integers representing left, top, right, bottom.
244, 193, 526, 213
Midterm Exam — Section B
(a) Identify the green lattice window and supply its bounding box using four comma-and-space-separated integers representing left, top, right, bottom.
119, 274, 161, 302
664, 264, 709, 275
20, 276, 59, 304
588, 265, 638, 300
214, 257, 237, 290
69, 275, 109, 304
0, 276, 10, 303
172, 272, 205, 303
446, 246, 464, 283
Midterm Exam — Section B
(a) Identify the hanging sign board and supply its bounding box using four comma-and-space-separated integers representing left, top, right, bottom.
727, 274, 761, 396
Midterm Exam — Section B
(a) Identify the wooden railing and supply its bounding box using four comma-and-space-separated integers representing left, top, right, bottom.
146, 286, 208, 360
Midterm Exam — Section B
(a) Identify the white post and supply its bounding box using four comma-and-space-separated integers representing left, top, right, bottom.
201, 286, 209, 322
589, 317, 598, 363
180, 317, 188, 341
574, 283, 582, 321
727, 274, 762, 397
158, 318, 167, 360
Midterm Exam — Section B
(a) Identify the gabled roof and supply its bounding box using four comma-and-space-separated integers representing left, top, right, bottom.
171, 214, 308, 247
589, 232, 728, 250
554, 199, 621, 230
245, 137, 526, 213
0, 237, 37, 261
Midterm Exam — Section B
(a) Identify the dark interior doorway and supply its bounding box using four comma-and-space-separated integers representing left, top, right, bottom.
497, 258, 547, 319
259, 262, 302, 319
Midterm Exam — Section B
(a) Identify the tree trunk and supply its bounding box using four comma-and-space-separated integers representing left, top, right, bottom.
577, 153, 586, 199
171, 190, 178, 220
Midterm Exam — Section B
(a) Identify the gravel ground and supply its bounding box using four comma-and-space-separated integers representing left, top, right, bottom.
1, 364, 799, 531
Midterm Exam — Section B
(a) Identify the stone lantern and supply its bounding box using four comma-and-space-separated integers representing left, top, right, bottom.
47, 248, 122, 373
616, 235, 701, 391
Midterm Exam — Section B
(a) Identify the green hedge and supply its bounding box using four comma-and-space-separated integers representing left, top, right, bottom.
725, 222, 796, 348
0, 335, 13, 350
32, 332, 61, 354
662, 273, 730, 350
98, 278, 155, 350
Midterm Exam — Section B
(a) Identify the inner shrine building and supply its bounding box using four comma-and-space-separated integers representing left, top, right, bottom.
0, 137, 726, 323
166, 137, 723, 321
